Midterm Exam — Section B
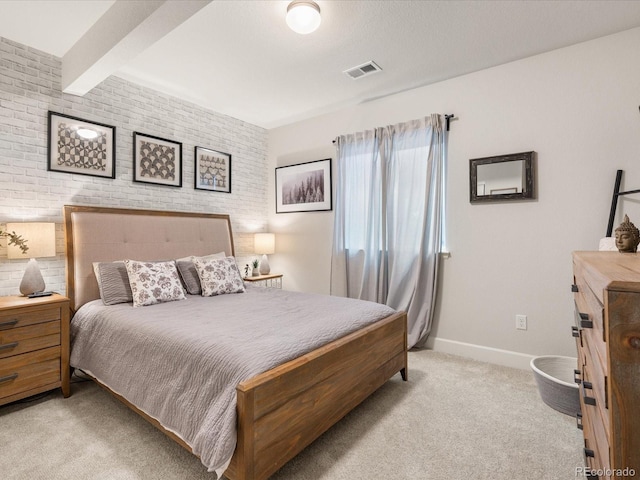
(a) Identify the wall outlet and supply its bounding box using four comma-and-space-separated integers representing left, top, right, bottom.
516, 314, 527, 330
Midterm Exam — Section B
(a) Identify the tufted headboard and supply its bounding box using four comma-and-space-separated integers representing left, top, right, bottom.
63, 205, 235, 313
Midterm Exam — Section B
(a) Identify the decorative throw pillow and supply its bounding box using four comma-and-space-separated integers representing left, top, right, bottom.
194, 256, 245, 297
93, 261, 133, 305
123, 259, 187, 307
176, 252, 226, 295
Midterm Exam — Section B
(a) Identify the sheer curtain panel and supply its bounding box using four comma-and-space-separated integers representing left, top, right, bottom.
330, 114, 445, 348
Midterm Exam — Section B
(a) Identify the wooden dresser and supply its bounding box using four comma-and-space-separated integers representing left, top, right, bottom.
572, 252, 640, 479
0, 294, 70, 406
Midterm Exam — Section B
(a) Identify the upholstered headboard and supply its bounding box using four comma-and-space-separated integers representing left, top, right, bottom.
64, 205, 235, 313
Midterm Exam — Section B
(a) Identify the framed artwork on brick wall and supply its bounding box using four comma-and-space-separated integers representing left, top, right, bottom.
194, 146, 231, 193
133, 132, 182, 187
47, 111, 116, 179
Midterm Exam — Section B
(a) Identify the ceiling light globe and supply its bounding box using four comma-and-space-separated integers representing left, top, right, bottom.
286, 1, 321, 35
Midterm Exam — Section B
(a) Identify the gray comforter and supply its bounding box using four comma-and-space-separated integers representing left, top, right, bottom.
70, 285, 396, 475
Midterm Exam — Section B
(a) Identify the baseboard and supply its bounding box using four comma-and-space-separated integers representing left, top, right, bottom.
422, 336, 535, 370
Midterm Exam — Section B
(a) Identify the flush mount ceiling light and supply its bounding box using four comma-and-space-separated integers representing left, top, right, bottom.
76, 128, 98, 139
286, 0, 321, 34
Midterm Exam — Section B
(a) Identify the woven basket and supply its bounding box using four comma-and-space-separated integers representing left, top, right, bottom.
530, 355, 580, 417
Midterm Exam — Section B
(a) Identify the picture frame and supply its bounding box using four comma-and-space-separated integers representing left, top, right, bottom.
275, 158, 332, 213
469, 151, 535, 203
47, 111, 116, 179
490, 187, 518, 195
194, 146, 232, 193
133, 132, 182, 187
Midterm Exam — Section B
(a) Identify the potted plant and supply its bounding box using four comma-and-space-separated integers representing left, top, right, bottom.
252, 259, 260, 276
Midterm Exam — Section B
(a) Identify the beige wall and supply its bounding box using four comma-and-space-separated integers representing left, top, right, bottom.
267, 27, 640, 368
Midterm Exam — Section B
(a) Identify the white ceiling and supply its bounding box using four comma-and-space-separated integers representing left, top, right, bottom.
2, 0, 640, 129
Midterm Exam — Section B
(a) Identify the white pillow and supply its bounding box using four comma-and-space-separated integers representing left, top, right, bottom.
124, 259, 187, 307
175, 252, 226, 295
194, 256, 245, 297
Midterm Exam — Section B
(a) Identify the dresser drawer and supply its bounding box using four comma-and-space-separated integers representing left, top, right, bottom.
573, 283, 605, 336
0, 346, 61, 400
0, 320, 61, 359
0, 306, 61, 330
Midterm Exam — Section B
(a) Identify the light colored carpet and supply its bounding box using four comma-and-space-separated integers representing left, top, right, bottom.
0, 350, 583, 479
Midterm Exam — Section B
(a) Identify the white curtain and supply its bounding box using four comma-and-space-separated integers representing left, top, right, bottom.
330, 114, 446, 348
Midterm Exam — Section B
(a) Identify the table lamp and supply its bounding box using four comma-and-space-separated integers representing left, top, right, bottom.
6, 222, 56, 296
254, 233, 275, 275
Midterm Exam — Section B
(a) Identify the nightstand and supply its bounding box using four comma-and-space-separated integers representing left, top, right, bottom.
0, 294, 70, 406
244, 273, 283, 288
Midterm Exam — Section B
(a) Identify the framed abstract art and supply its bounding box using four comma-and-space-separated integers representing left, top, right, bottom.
194, 146, 231, 193
133, 132, 182, 187
47, 111, 116, 179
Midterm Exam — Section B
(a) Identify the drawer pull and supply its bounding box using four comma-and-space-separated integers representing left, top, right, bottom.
579, 313, 593, 329
582, 382, 596, 406
0, 373, 18, 384
0, 342, 18, 352
576, 412, 583, 430
571, 284, 579, 292
0, 319, 19, 329
584, 448, 595, 458
574, 369, 582, 385
571, 326, 580, 338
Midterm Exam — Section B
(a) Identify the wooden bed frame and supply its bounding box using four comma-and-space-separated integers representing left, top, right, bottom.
63, 205, 407, 480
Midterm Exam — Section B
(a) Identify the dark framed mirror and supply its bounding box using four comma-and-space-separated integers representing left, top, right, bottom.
470, 151, 535, 203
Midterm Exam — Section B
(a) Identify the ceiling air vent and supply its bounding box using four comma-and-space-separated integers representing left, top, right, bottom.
343, 61, 382, 80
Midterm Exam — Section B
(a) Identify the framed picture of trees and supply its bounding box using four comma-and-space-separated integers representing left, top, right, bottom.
275, 158, 332, 213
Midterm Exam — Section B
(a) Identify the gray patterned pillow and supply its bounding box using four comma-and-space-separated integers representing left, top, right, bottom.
194, 256, 245, 297
123, 260, 187, 307
93, 261, 133, 305
176, 252, 226, 295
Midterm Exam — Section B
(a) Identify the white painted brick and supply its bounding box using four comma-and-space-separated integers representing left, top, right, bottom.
0, 38, 268, 297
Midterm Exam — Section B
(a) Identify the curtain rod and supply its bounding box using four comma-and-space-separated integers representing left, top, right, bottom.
444, 114, 454, 131
331, 113, 455, 143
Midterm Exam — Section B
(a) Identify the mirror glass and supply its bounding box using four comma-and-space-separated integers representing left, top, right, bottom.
470, 152, 535, 203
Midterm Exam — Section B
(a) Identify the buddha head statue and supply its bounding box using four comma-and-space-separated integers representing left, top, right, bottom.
614, 214, 640, 253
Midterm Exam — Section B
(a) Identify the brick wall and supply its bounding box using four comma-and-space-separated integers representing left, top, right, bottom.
0, 37, 268, 297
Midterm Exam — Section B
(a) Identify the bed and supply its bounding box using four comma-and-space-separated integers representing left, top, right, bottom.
63, 205, 407, 480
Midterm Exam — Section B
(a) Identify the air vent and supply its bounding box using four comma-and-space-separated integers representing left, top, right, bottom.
343, 61, 382, 80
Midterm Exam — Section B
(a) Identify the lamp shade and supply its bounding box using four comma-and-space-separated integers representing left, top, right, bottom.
254, 233, 275, 255
286, 0, 321, 34
6, 222, 56, 259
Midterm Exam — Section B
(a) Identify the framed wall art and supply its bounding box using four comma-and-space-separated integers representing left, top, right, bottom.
133, 132, 182, 187
47, 111, 116, 179
275, 158, 332, 213
194, 146, 231, 193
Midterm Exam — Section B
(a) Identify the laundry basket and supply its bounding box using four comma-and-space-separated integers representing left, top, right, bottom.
530, 355, 580, 416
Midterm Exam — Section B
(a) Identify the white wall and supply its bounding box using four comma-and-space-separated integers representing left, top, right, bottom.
267, 27, 640, 367
0, 37, 268, 297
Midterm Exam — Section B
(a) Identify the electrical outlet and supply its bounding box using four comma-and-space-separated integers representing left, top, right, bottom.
516, 314, 527, 330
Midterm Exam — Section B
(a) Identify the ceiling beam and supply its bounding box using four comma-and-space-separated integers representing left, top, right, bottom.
62, 0, 211, 96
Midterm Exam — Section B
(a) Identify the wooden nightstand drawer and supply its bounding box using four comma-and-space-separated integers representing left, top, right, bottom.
0, 321, 61, 359
0, 346, 61, 400
0, 294, 70, 406
0, 306, 61, 330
